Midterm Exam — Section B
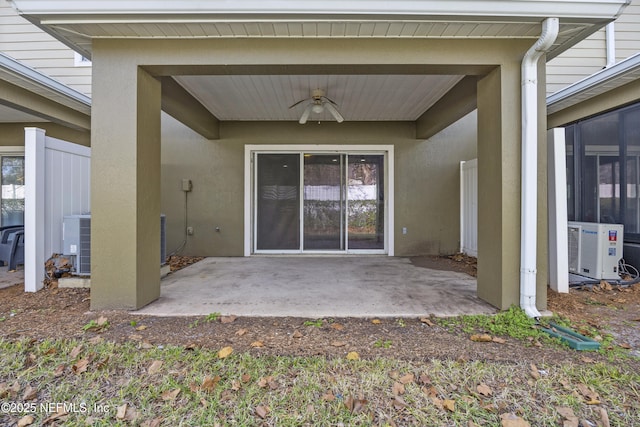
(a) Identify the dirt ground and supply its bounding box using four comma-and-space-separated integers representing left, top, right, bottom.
1, 255, 638, 367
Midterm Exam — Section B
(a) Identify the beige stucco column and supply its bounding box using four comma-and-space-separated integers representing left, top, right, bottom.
476, 59, 549, 310
90, 50, 161, 310
476, 63, 522, 309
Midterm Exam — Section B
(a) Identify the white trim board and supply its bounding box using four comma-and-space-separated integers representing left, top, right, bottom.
244, 144, 394, 257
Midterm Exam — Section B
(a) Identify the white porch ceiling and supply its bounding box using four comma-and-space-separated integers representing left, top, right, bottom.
175, 74, 463, 121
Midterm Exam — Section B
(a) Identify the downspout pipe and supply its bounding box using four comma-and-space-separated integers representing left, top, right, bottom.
520, 17, 559, 318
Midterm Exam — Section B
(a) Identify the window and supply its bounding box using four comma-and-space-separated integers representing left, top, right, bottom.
566, 102, 640, 243
1, 155, 25, 226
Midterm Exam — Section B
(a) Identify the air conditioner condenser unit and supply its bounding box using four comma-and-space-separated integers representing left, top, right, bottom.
567, 221, 623, 281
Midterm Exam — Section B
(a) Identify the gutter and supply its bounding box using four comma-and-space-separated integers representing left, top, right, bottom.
520, 17, 559, 319
0, 52, 91, 108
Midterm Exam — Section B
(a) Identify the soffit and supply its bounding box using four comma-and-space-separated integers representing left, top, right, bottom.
0, 104, 47, 123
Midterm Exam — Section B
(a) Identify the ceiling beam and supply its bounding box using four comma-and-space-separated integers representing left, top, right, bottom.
160, 76, 220, 140
415, 75, 477, 140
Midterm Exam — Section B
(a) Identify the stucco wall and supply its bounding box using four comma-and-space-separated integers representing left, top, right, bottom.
161, 112, 477, 258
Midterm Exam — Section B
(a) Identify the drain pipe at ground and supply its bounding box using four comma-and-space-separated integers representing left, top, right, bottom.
520, 17, 559, 318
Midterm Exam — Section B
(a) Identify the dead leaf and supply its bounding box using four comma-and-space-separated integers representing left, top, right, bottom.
344, 396, 369, 414
470, 334, 492, 342
161, 388, 181, 401
618, 343, 632, 349
371, 319, 382, 324
330, 323, 344, 330
580, 356, 594, 363
392, 382, 405, 396
231, 380, 241, 391
492, 337, 507, 344
346, 351, 360, 360
529, 364, 540, 380
42, 406, 68, 424
430, 396, 444, 410
17, 415, 34, 427
135, 325, 148, 331
72, 358, 89, 374
241, 374, 251, 383
500, 412, 531, 427
140, 340, 154, 350
218, 346, 233, 359
399, 373, 414, 384
201, 376, 221, 393
147, 360, 163, 375
184, 343, 198, 350
419, 374, 432, 385
477, 383, 492, 397
443, 399, 455, 412
556, 406, 579, 427
235, 328, 248, 336
221, 315, 237, 324
70, 344, 83, 359
322, 391, 335, 401
22, 385, 37, 401
116, 404, 128, 420
292, 330, 303, 339
97, 316, 109, 326
141, 417, 163, 427
599, 407, 611, 427
392, 396, 408, 410
53, 364, 65, 377
255, 405, 270, 419
577, 383, 599, 402
420, 317, 435, 326
257, 376, 275, 389
468, 421, 480, 427
250, 341, 264, 348
331, 340, 347, 347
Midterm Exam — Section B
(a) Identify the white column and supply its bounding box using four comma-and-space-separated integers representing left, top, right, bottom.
547, 128, 569, 293
24, 127, 46, 292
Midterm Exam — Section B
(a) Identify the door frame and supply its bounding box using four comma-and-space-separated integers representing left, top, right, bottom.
244, 144, 394, 256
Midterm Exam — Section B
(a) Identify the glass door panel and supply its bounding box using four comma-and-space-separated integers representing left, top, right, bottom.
347, 155, 384, 249
1, 156, 25, 226
256, 154, 300, 250
303, 154, 345, 250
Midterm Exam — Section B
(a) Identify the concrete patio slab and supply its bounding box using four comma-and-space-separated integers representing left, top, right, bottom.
0, 267, 23, 290
135, 256, 496, 318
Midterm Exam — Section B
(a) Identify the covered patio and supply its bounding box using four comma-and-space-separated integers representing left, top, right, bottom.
135, 257, 495, 318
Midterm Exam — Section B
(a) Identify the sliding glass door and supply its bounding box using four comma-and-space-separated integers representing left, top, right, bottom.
254, 151, 385, 253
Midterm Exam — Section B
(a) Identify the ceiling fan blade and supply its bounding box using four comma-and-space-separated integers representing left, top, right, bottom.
325, 102, 344, 123
289, 98, 310, 109
299, 104, 313, 124
322, 96, 338, 106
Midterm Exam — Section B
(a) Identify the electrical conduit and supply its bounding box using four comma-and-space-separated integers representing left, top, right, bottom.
520, 17, 559, 318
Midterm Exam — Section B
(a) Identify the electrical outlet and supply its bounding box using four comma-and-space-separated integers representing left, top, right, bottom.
402, 227, 407, 235
187, 226, 194, 235
182, 179, 192, 192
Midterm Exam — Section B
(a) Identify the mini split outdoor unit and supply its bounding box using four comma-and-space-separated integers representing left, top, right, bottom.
63, 214, 166, 275
567, 221, 623, 281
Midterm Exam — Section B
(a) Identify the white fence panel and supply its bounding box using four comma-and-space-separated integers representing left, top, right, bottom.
460, 159, 478, 257
25, 128, 90, 292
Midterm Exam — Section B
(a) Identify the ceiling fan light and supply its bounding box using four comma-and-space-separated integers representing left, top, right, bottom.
312, 103, 324, 114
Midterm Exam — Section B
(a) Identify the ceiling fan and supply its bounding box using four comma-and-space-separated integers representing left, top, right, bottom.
289, 88, 344, 124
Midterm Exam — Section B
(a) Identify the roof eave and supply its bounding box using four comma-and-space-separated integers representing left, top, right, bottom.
547, 51, 640, 114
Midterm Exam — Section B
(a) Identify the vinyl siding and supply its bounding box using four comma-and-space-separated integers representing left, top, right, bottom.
546, 29, 606, 95
0, 0, 92, 96
546, 0, 640, 96
615, 1, 640, 61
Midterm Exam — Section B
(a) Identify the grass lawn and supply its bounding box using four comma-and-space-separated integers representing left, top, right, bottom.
1, 333, 638, 426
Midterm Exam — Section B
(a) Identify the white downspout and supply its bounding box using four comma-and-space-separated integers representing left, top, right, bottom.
520, 17, 559, 318
605, 23, 616, 68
